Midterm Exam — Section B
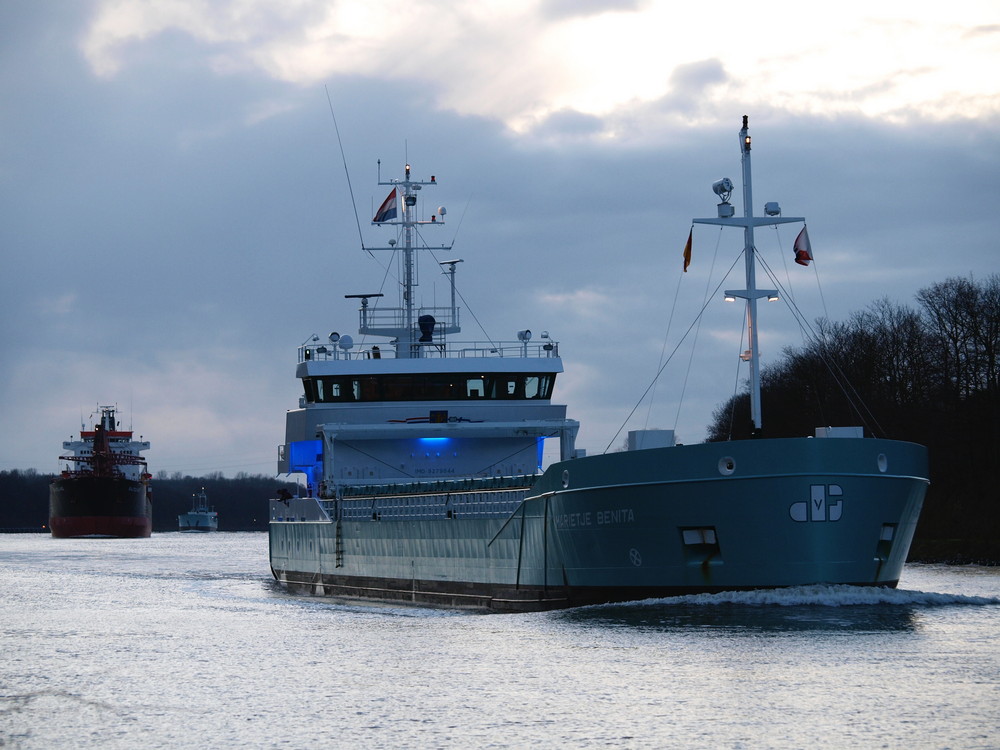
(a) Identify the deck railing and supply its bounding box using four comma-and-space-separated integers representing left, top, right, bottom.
299, 338, 559, 363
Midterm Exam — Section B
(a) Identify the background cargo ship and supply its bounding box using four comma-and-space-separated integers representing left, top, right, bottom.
269, 118, 929, 611
49, 405, 152, 538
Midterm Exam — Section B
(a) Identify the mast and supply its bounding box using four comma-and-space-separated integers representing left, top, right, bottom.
361, 164, 454, 358
400, 164, 418, 351
693, 116, 804, 436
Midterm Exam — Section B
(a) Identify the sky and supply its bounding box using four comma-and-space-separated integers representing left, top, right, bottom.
2, 0, 998, 477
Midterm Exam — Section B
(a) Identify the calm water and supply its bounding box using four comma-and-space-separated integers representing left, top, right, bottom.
2, 533, 998, 749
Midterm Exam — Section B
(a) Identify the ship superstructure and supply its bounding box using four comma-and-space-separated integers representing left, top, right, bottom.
277, 164, 579, 496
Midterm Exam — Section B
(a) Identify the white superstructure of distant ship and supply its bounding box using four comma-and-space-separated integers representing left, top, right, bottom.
178, 488, 218, 532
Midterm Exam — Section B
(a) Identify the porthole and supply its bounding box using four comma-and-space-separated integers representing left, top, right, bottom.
561, 470, 570, 488
718, 456, 736, 476
877, 453, 888, 473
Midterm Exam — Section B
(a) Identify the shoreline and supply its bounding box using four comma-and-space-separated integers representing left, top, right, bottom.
907, 538, 999, 567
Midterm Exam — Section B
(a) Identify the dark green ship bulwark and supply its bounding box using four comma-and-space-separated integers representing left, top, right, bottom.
269, 120, 930, 612
270, 437, 927, 611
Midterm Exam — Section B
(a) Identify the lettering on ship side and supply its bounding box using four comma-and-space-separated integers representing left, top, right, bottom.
553, 508, 635, 530
789, 484, 843, 523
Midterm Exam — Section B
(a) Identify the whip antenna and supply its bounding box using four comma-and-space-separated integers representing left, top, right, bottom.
324, 85, 368, 255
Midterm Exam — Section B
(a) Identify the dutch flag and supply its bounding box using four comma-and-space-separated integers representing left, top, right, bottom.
373, 189, 398, 223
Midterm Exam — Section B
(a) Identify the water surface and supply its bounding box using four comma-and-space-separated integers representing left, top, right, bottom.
2, 533, 997, 748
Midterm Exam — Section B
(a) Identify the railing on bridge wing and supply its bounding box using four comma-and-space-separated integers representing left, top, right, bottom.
299, 311, 559, 363
300, 339, 559, 362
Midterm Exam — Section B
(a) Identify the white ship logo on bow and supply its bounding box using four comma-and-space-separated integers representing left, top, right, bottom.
789, 485, 843, 522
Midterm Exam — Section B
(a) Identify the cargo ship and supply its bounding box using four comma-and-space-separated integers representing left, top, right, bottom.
269, 118, 929, 611
178, 488, 218, 532
49, 405, 152, 538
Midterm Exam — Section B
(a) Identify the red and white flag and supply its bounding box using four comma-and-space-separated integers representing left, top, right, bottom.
793, 226, 813, 266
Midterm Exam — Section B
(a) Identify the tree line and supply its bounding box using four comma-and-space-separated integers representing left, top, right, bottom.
707, 274, 999, 562
0, 470, 299, 532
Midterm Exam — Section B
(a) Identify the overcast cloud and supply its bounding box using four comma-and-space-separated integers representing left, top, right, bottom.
2, 1, 998, 476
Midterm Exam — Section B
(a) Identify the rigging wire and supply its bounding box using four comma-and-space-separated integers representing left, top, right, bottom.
439, 187, 505, 346
643, 232, 688, 431
447, 197, 473, 250
411, 200, 497, 348
808, 234, 830, 322
764, 228, 830, 427
756, 253, 887, 437
771, 223, 829, 321
357, 249, 399, 350
773, 225, 796, 305
602, 251, 745, 454
724, 316, 749, 441
401, 195, 498, 346
425, 246, 499, 348
324, 85, 368, 257
673, 225, 726, 433
337, 440, 417, 479
473, 432, 561, 477
615, 219, 883, 448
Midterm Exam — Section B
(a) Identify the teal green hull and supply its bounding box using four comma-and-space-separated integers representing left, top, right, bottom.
269, 437, 928, 611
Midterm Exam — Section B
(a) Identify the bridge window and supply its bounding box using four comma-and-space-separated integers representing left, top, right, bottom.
302, 373, 555, 403
466, 377, 485, 398
525, 376, 541, 399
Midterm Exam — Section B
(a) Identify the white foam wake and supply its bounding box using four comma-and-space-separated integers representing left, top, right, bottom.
628, 584, 1000, 608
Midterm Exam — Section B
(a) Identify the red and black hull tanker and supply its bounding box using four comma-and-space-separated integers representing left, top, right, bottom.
49, 475, 152, 538
49, 405, 153, 538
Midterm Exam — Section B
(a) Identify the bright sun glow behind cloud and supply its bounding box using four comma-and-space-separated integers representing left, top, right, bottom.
80, 1, 1000, 132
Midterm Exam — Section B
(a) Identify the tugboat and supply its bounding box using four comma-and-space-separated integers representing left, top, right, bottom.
178, 488, 218, 532
49, 405, 152, 538
268, 118, 929, 611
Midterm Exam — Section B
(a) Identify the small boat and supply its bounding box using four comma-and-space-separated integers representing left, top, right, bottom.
178, 488, 218, 532
268, 117, 929, 611
49, 405, 152, 538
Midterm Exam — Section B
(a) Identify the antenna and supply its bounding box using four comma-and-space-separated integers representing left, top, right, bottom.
324, 85, 367, 255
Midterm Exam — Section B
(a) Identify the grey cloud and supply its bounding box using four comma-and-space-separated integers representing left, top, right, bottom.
964, 24, 1000, 39
669, 59, 729, 96
538, 0, 645, 21
530, 108, 606, 139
